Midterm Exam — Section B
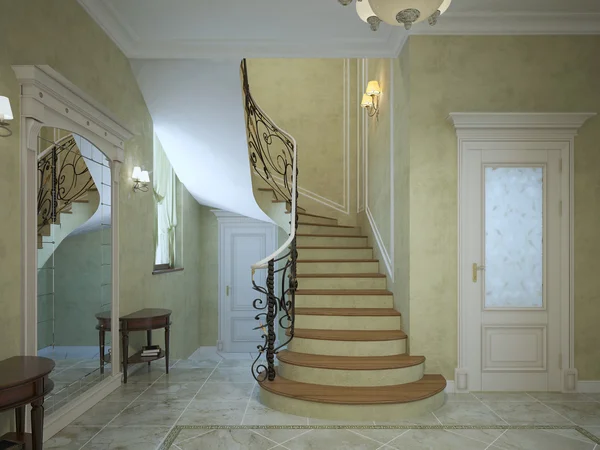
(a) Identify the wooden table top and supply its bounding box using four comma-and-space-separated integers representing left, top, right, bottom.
95, 308, 172, 321
0, 356, 55, 391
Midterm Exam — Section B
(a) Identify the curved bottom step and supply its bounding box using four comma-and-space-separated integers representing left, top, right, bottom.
259, 374, 446, 421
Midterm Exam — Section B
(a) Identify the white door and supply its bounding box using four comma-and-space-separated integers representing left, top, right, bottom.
218, 215, 278, 353
462, 141, 568, 391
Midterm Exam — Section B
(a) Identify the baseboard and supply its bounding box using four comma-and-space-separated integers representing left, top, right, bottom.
445, 380, 455, 394
578, 381, 600, 393
44, 375, 121, 440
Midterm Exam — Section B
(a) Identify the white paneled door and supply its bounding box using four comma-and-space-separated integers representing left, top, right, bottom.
216, 212, 278, 353
462, 142, 568, 391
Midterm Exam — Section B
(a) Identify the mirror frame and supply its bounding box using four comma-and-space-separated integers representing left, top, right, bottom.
13, 65, 132, 403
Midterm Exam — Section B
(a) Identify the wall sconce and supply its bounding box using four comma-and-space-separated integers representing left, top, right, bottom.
132, 166, 150, 192
361, 80, 381, 120
0, 96, 14, 137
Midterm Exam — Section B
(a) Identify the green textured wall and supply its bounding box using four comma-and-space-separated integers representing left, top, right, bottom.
408, 35, 600, 380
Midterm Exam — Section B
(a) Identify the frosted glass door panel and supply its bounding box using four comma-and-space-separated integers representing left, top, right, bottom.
484, 167, 543, 308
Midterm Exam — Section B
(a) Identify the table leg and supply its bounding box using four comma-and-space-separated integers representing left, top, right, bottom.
122, 329, 129, 384
165, 325, 170, 374
99, 327, 105, 375
31, 398, 44, 450
146, 329, 152, 369
15, 405, 25, 435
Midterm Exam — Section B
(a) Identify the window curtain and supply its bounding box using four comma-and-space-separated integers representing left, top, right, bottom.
153, 137, 177, 266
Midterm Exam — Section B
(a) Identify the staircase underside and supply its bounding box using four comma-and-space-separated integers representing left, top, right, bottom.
256, 199, 446, 421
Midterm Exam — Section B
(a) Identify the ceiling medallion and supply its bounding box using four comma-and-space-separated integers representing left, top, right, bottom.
340, 0, 452, 31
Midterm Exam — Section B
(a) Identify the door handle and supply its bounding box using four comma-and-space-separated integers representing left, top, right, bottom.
472, 263, 485, 283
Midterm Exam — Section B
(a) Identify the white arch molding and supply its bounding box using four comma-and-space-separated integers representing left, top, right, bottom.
13, 65, 133, 438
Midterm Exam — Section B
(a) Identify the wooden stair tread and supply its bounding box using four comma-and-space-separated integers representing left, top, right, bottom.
297, 273, 386, 278
277, 350, 424, 370
296, 308, 400, 317
259, 373, 446, 405
297, 222, 356, 229
258, 188, 274, 192
289, 329, 407, 341
297, 259, 378, 263
297, 234, 365, 238
296, 289, 392, 296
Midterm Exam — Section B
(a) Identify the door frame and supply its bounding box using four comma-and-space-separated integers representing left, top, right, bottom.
213, 210, 279, 353
450, 112, 595, 393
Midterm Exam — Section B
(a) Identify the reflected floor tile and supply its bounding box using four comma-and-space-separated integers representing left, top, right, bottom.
207, 368, 256, 383
137, 381, 204, 402
71, 401, 128, 426
174, 429, 274, 450
126, 368, 166, 383
491, 429, 595, 450
544, 402, 600, 425
432, 402, 506, 425
44, 425, 102, 449
110, 399, 187, 426
102, 384, 149, 403
486, 402, 572, 425
194, 382, 254, 403
84, 425, 171, 450
177, 400, 246, 426
473, 392, 536, 403
529, 392, 596, 402
243, 403, 308, 426
161, 368, 214, 383
284, 429, 382, 450
388, 429, 489, 450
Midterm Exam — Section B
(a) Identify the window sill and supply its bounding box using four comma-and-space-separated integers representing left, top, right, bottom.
152, 267, 184, 275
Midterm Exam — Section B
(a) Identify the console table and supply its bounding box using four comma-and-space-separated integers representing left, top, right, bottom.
95, 308, 172, 383
0, 356, 55, 450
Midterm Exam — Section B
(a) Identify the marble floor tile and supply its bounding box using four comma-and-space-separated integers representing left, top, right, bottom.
218, 359, 255, 368
243, 403, 308, 426
102, 384, 149, 403
387, 429, 489, 450
161, 368, 214, 383
486, 402, 573, 424
173, 429, 275, 450
541, 428, 597, 445
473, 392, 536, 403
307, 418, 374, 426
194, 382, 255, 403
252, 428, 313, 445
43, 425, 102, 449
126, 368, 166, 383
529, 392, 596, 402
491, 429, 595, 450
284, 429, 382, 450
375, 412, 440, 426
137, 381, 204, 402
583, 426, 600, 437
71, 401, 129, 426
432, 402, 507, 425
207, 367, 257, 383
348, 428, 410, 445
544, 402, 600, 425
447, 428, 506, 445
586, 394, 600, 402
173, 359, 221, 369
445, 393, 479, 402
84, 425, 171, 449
177, 400, 247, 426
110, 399, 188, 427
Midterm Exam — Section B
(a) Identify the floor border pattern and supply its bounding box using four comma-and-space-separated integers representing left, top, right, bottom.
159, 424, 600, 449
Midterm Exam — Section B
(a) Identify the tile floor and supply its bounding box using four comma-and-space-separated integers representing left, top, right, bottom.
45, 357, 600, 449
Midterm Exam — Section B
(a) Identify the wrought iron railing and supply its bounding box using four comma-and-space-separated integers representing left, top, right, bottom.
241, 59, 299, 382
37, 134, 95, 233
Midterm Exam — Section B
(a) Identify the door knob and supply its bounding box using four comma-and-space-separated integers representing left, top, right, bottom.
472, 263, 485, 283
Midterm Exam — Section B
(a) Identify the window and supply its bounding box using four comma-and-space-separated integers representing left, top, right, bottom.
153, 134, 181, 273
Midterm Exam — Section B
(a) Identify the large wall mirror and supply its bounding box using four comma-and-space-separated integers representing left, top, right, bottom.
36, 127, 112, 415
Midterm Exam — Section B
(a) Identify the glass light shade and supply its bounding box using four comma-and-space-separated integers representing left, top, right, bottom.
361, 94, 374, 108
132, 166, 142, 181
369, 0, 443, 26
438, 0, 452, 14
0, 96, 13, 121
140, 170, 150, 183
366, 81, 382, 96
356, 0, 376, 22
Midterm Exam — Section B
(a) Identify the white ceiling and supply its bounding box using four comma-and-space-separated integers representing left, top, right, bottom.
79, 0, 600, 59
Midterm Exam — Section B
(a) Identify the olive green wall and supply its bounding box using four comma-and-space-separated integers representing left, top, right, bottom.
246, 59, 359, 225
407, 35, 600, 380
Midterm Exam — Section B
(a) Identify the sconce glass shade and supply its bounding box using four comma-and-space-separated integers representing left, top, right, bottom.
369, 0, 443, 28
139, 170, 150, 183
366, 81, 382, 96
132, 166, 142, 181
438, 0, 452, 14
0, 96, 13, 121
361, 94, 374, 108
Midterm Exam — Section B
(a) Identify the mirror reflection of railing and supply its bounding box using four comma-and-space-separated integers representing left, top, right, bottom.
37, 134, 95, 233
240, 59, 298, 382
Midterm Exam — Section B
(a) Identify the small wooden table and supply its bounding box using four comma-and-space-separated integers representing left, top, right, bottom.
0, 356, 55, 450
95, 308, 172, 384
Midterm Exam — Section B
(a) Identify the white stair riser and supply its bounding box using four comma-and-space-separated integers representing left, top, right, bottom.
295, 295, 394, 309
295, 314, 401, 331
298, 224, 361, 236
296, 214, 338, 226
297, 236, 368, 248
297, 261, 379, 274
298, 277, 386, 290
288, 337, 406, 357
278, 361, 424, 387
260, 389, 444, 421
298, 248, 373, 260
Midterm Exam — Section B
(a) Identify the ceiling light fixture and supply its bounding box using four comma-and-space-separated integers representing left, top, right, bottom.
340, 0, 452, 31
